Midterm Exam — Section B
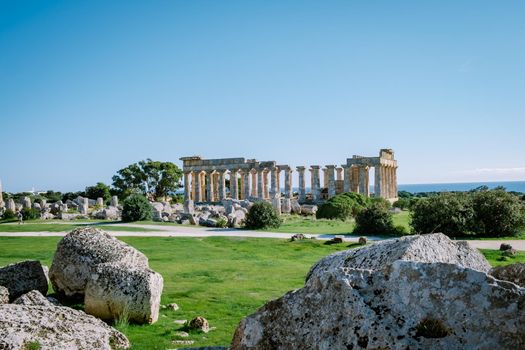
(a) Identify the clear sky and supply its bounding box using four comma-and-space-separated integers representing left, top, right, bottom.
1, 0, 524, 193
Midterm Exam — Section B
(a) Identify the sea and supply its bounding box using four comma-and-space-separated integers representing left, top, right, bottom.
397, 181, 525, 194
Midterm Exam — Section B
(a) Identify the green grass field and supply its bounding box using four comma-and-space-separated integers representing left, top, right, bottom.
0, 236, 522, 349
0, 221, 161, 232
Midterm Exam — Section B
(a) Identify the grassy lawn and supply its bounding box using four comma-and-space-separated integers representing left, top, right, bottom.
262, 211, 411, 235
0, 221, 161, 232
0, 236, 522, 349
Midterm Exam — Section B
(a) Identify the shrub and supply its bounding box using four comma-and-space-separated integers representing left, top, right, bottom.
410, 193, 475, 236
215, 217, 228, 228
353, 203, 398, 235
122, 194, 153, 222
316, 193, 369, 220
21, 207, 40, 220
393, 198, 410, 210
244, 202, 281, 229
472, 189, 525, 237
1, 209, 16, 220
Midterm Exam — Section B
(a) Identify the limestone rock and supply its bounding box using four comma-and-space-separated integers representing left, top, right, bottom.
231, 261, 525, 350
96, 197, 104, 207
85, 262, 163, 324
307, 233, 490, 281
49, 227, 149, 298
290, 200, 301, 214
13, 290, 52, 306
189, 316, 210, 333
281, 199, 291, 214
111, 195, 119, 207
358, 236, 367, 245
491, 263, 525, 288
300, 204, 317, 215
0, 260, 48, 301
0, 304, 130, 349
0, 286, 8, 304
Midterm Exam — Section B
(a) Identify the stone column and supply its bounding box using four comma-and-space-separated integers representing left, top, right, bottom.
283, 166, 293, 199
195, 171, 203, 202
336, 168, 343, 181
351, 166, 360, 193
326, 165, 336, 198
310, 166, 320, 201
213, 173, 219, 201
270, 167, 279, 198
251, 170, 258, 197
183, 172, 191, 201
206, 171, 214, 202
296, 166, 306, 202
323, 168, 329, 188
276, 168, 281, 197
111, 196, 119, 207
393, 166, 398, 198
358, 167, 369, 196
231, 170, 239, 200
385, 166, 392, 198
263, 170, 269, 199
242, 170, 251, 199
257, 170, 264, 199
342, 166, 351, 193
374, 166, 382, 198
191, 172, 196, 201
218, 170, 226, 200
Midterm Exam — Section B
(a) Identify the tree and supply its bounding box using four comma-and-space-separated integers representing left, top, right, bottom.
122, 194, 153, 222
85, 182, 111, 202
353, 202, 403, 235
316, 192, 370, 220
472, 189, 525, 237
112, 159, 183, 200
410, 193, 475, 237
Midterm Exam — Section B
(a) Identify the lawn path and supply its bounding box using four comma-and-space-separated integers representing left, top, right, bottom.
0, 222, 523, 250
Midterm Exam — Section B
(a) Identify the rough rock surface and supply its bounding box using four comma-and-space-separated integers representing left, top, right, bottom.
307, 233, 490, 281
231, 261, 525, 350
189, 316, 210, 333
491, 263, 525, 288
13, 290, 52, 306
85, 262, 163, 324
0, 260, 48, 301
0, 304, 130, 350
0, 286, 8, 304
50, 227, 149, 298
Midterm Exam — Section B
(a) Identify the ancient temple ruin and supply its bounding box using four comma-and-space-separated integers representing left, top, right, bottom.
180, 149, 398, 203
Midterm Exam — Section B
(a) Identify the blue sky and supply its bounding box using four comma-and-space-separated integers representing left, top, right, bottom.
1, 0, 524, 192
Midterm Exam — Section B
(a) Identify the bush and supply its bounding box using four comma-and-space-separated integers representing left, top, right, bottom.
122, 194, 153, 222
21, 207, 40, 220
244, 202, 281, 229
316, 193, 369, 220
472, 189, 525, 237
353, 203, 398, 235
1, 209, 16, 220
410, 193, 475, 236
216, 217, 228, 228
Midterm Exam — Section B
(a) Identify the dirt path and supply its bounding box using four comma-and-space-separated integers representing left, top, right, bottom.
0, 222, 523, 250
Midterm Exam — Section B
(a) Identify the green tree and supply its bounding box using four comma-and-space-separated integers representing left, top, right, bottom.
472, 189, 525, 237
353, 202, 403, 235
85, 182, 111, 202
410, 193, 475, 236
112, 159, 183, 200
122, 194, 153, 222
316, 192, 370, 220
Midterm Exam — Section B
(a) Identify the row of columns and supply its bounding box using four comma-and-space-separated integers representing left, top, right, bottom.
184, 164, 398, 203
184, 167, 294, 202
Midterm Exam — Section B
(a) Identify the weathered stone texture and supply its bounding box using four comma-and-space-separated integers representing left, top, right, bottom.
307, 233, 490, 281
0, 304, 130, 350
491, 263, 525, 288
85, 262, 163, 324
0, 260, 48, 301
231, 260, 525, 350
49, 227, 149, 298
0, 286, 8, 304
13, 290, 52, 306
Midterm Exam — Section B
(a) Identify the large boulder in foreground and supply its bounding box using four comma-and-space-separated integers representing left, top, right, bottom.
307, 233, 490, 281
232, 260, 525, 350
85, 262, 164, 324
0, 286, 8, 304
49, 227, 149, 298
491, 263, 525, 288
0, 260, 48, 301
0, 303, 129, 350
13, 290, 52, 306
